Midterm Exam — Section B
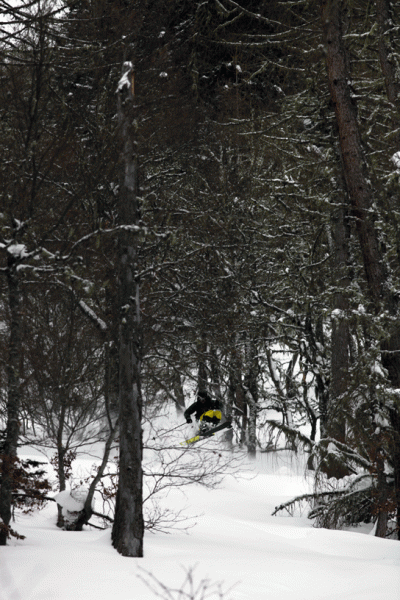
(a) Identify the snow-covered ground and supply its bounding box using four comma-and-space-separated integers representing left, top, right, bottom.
1, 446, 400, 600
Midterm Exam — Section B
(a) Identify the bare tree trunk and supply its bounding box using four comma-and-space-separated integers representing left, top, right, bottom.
0, 258, 22, 545
169, 350, 186, 416
326, 193, 351, 478
209, 347, 223, 405
71, 420, 118, 531
388, 407, 400, 539
171, 370, 186, 416
229, 343, 247, 445
246, 392, 257, 457
376, 0, 400, 104
197, 332, 208, 393
321, 0, 386, 305
56, 441, 67, 528
321, 0, 400, 536
375, 10, 400, 521
374, 439, 389, 538
244, 334, 258, 457
111, 61, 144, 557
222, 354, 235, 448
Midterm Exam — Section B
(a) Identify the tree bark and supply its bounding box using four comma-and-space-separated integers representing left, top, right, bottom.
56, 442, 67, 528
229, 343, 247, 445
0, 257, 22, 545
326, 189, 351, 478
111, 61, 144, 557
376, 0, 400, 104
330, 204, 350, 399
244, 334, 258, 457
197, 332, 208, 393
71, 420, 118, 531
210, 346, 224, 406
171, 370, 186, 416
321, 0, 386, 306
321, 0, 400, 536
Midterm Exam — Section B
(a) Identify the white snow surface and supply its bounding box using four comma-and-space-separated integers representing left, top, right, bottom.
1, 449, 400, 600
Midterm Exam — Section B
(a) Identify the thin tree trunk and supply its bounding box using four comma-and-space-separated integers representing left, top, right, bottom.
0, 259, 22, 545
223, 354, 235, 448
229, 343, 247, 445
197, 332, 208, 393
326, 197, 351, 478
171, 369, 186, 416
209, 346, 223, 405
246, 392, 257, 457
72, 420, 118, 531
244, 334, 258, 457
56, 442, 67, 529
374, 440, 389, 538
111, 61, 144, 557
330, 200, 350, 409
376, 0, 400, 104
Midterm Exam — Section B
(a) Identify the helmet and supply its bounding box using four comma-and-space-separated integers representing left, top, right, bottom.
197, 390, 211, 403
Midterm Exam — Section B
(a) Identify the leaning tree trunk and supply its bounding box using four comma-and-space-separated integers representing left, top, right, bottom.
111, 61, 144, 557
72, 420, 118, 531
321, 0, 400, 537
321, 0, 386, 303
0, 258, 22, 545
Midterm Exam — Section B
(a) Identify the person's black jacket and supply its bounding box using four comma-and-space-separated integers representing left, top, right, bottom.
183, 394, 221, 422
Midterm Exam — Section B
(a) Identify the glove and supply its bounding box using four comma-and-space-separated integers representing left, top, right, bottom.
186, 417, 192, 424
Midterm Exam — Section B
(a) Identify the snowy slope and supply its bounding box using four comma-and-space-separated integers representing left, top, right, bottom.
1, 450, 400, 600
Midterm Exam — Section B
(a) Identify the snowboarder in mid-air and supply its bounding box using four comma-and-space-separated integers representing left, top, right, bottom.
184, 390, 220, 424
183, 391, 231, 442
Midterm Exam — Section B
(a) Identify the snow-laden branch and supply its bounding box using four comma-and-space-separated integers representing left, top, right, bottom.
78, 301, 107, 333
117, 61, 134, 93
63, 224, 144, 262
1, 224, 145, 274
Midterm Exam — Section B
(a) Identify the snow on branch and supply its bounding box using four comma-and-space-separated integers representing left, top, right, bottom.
78, 300, 107, 332
7, 243, 29, 258
64, 225, 143, 261
117, 61, 134, 93
265, 420, 314, 450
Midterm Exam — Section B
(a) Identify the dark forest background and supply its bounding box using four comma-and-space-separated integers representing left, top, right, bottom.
1, 1, 400, 552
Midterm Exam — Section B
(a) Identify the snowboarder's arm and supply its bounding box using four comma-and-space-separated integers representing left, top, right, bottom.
183, 402, 198, 422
